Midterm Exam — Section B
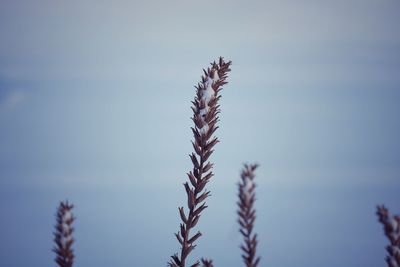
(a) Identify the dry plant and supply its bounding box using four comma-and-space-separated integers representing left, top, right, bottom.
44, 58, 400, 267
53, 201, 75, 267
377, 205, 400, 267
237, 164, 260, 267
169, 57, 232, 267
201, 258, 214, 267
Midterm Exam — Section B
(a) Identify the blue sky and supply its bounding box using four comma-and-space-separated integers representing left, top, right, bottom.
1, 1, 400, 266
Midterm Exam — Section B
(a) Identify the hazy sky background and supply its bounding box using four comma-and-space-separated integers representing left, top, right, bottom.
1, 1, 400, 266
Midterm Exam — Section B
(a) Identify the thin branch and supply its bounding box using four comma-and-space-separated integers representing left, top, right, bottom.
169, 57, 232, 267
237, 164, 260, 267
201, 258, 214, 267
377, 205, 400, 267
53, 200, 75, 267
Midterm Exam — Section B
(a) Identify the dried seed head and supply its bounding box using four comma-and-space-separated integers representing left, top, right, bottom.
170, 57, 231, 267
201, 258, 214, 267
377, 205, 400, 267
53, 200, 75, 267
238, 164, 260, 267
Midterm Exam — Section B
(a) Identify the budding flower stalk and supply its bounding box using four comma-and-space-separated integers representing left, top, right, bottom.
201, 258, 214, 267
169, 57, 232, 267
237, 164, 260, 267
377, 205, 400, 267
53, 201, 75, 267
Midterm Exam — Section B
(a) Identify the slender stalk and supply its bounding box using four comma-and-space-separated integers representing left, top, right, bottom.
53, 200, 75, 267
201, 258, 214, 267
377, 205, 400, 267
169, 57, 232, 267
237, 164, 260, 267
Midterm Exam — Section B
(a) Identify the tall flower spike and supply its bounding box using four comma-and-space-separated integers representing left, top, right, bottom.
53, 201, 75, 267
169, 57, 232, 267
377, 205, 400, 267
237, 164, 260, 267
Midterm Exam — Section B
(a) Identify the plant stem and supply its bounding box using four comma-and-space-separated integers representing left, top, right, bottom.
238, 164, 260, 267
169, 57, 232, 267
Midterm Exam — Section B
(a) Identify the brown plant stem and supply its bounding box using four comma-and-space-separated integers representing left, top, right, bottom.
169, 57, 232, 267
53, 200, 75, 267
237, 164, 260, 267
201, 258, 214, 267
377, 205, 400, 267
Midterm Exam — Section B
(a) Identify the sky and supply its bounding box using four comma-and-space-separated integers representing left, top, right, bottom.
1, 0, 400, 266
